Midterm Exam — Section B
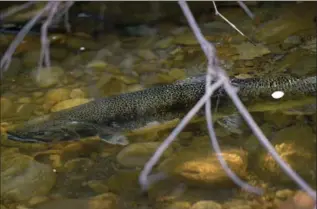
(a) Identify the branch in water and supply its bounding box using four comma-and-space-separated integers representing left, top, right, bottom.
38, 1, 74, 71
212, 1, 256, 45
38, 1, 60, 71
140, 0, 316, 201
0, 1, 75, 78
0, 2, 52, 75
0, 2, 36, 21
237, 1, 255, 19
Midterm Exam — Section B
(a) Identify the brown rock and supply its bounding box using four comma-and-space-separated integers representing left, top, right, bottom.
51, 98, 92, 112
278, 191, 316, 209
254, 125, 316, 185
191, 200, 222, 209
116, 142, 173, 168
158, 138, 248, 188
45, 88, 71, 105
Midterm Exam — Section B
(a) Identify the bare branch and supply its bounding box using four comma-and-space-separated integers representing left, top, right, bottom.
212, 1, 256, 45
50, 1, 74, 33
221, 77, 317, 199
140, 0, 316, 201
38, 2, 60, 71
139, 78, 224, 191
0, 2, 36, 21
237, 1, 255, 19
0, 2, 51, 75
64, 5, 72, 33
178, 0, 262, 195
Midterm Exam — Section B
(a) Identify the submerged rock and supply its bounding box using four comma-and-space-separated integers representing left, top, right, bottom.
51, 98, 92, 112
23, 50, 41, 69
106, 171, 140, 194
50, 47, 69, 61
277, 191, 316, 209
0, 97, 14, 118
173, 33, 198, 46
281, 35, 302, 50
255, 2, 315, 44
137, 49, 158, 60
158, 138, 248, 188
0, 205, 7, 209
253, 125, 316, 186
233, 42, 270, 60
191, 200, 222, 209
116, 142, 173, 168
2, 57, 22, 78
34, 193, 119, 209
45, 88, 71, 105
1, 150, 56, 202
32, 66, 64, 88
70, 88, 87, 99
300, 38, 316, 53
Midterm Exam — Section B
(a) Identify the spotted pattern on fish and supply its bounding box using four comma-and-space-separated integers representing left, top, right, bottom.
6, 74, 317, 144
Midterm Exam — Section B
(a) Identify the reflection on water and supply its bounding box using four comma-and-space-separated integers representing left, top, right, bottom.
0, 1, 316, 209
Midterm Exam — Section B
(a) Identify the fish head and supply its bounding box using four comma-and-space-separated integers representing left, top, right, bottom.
7, 127, 74, 143
6, 115, 129, 145
6, 116, 87, 143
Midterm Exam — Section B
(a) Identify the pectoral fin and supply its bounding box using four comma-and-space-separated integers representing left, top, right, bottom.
66, 121, 129, 145
98, 133, 129, 146
95, 125, 129, 145
216, 114, 244, 135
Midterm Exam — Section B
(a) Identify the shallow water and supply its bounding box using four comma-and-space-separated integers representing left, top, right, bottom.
0, 2, 316, 209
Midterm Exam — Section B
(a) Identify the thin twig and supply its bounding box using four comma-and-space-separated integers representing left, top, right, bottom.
178, 0, 262, 194
140, 0, 316, 201
38, 1, 60, 71
0, 2, 36, 21
50, 1, 74, 33
139, 78, 224, 191
64, 5, 72, 33
205, 73, 262, 194
0, 2, 51, 75
212, 1, 256, 45
221, 76, 317, 199
178, 0, 263, 195
186, 0, 316, 200
237, 1, 255, 19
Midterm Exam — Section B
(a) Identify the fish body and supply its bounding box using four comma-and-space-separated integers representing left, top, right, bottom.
6, 75, 317, 145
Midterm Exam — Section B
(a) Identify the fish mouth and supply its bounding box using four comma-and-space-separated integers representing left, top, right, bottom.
6, 129, 76, 143
6, 131, 48, 143
5, 119, 101, 143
